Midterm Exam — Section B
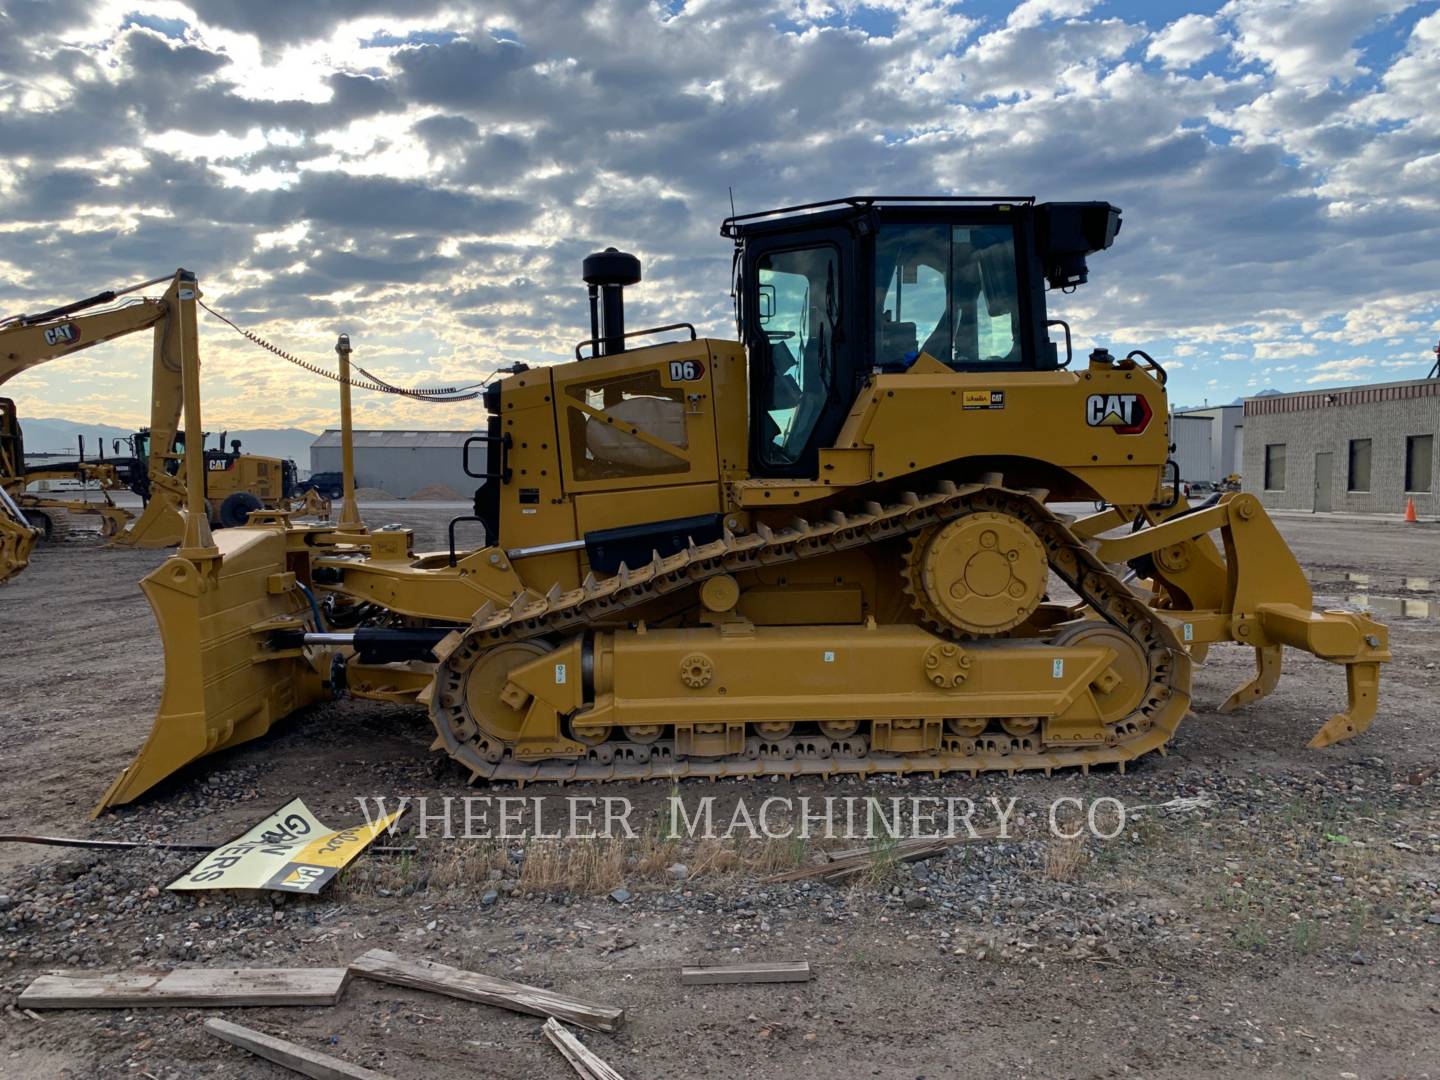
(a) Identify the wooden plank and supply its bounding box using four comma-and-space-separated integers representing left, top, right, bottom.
19, 967, 349, 1010
205, 1018, 395, 1080
348, 949, 623, 1033
679, 961, 812, 986
542, 1017, 628, 1080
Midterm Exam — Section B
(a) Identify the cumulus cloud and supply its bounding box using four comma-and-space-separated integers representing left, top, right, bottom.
0, 0, 1437, 429
1222, 0, 1412, 87
1305, 357, 1379, 383
1146, 14, 1226, 68
1007, 0, 1098, 30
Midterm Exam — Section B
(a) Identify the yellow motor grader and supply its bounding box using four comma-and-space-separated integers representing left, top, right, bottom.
97, 196, 1389, 813
0, 271, 325, 571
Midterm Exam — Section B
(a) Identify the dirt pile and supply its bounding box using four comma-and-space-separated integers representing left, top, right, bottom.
409, 483, 462, 500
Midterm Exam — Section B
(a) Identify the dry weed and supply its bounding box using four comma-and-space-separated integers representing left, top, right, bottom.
1044, 834, 1089, 882
518, 838, 626, 894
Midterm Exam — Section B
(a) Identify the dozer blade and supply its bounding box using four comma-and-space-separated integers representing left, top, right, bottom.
95, 525, 327, 814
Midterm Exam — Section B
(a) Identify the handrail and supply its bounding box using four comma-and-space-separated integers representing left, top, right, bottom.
1047, 319, 1073, 368
574, 322, 698, 360
1126, 349, 1167, 386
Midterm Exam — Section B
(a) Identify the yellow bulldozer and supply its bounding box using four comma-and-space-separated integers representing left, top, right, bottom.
0, 270, 325, 579
96, 196, 1389, 814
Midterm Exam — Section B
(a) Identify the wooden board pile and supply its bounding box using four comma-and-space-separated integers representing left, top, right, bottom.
18, 947, 816, 1077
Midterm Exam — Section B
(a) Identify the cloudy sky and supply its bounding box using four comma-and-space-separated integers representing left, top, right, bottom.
2, 0, 1438, 432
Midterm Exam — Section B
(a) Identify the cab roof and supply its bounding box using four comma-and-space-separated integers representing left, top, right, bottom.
720, 195, 1036, 239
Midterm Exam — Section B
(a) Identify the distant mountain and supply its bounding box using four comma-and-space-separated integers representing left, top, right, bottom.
19, 416, 319, 462
19, 418, 131, 456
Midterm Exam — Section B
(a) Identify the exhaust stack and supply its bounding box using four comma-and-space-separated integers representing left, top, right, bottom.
582, 248, 641, 355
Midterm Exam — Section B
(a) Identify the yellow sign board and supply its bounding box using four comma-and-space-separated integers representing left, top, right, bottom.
168, 798, 403, 894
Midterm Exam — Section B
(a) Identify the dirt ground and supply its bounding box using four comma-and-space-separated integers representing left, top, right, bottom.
1, 504, 1437, 1079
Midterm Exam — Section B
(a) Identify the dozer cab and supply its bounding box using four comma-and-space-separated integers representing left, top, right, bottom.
98, 195, 1389, 813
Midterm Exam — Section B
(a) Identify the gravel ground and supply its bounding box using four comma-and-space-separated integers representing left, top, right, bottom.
1, 505, 1437, 1079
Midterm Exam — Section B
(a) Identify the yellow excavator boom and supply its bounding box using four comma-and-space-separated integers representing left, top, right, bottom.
0, 271, 322, 562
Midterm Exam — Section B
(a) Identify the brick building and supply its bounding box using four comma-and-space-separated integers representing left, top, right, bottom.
1240, 378, 1439, 514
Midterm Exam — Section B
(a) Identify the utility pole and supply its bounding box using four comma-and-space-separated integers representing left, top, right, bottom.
334, 334, 365, 535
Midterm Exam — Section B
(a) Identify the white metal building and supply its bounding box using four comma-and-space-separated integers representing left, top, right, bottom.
309, 430, 479, 498
1169, 412, 1213, 485
1175, 404, 1243, 484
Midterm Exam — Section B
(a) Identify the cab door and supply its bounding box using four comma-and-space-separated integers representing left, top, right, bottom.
743, 226, 857, 479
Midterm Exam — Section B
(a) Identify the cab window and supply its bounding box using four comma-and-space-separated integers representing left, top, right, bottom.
875, 224, 1021, 370
755, 245, 839, 467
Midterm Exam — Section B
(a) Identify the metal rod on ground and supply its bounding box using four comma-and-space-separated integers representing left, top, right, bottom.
0, 833, 416, 854
334, 333, 364, 534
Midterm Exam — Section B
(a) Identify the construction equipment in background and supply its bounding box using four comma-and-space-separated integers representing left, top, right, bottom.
0, 271, 324, 555
0, 400, 38, 582
0, 490, 35, 583
2, 409, 139, 541
126, 425, 326, 528
97, 196, 1390, 813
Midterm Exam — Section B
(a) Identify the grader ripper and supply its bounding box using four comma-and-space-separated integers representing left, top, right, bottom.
97, 196, 1389, 813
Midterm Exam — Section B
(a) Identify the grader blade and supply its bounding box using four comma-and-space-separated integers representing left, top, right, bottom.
94, 526, 327, 814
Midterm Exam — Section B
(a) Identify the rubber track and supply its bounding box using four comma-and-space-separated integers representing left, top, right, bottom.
429, 483, 1193, 781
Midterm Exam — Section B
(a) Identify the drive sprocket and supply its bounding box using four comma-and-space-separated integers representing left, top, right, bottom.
903, 510, 1049, 636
